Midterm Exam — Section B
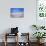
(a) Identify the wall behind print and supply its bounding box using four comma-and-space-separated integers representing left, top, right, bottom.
0, 0, 36, 42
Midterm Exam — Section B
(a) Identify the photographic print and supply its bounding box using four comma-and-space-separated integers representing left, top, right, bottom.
10, 8, 24, 18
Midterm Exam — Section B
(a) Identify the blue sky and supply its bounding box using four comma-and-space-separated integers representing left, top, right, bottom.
11, 8, 24, 13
